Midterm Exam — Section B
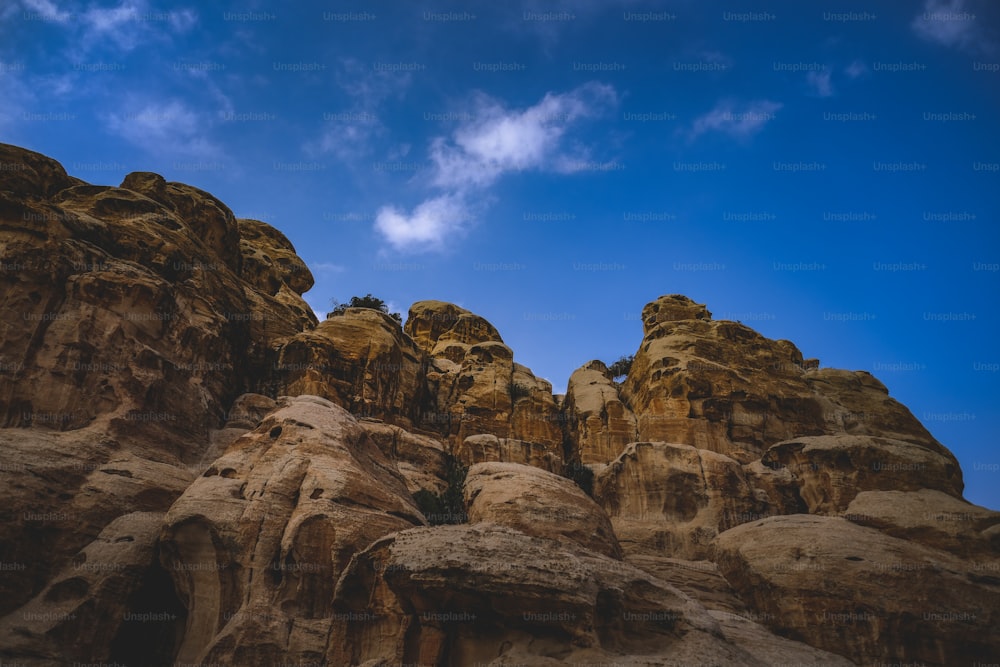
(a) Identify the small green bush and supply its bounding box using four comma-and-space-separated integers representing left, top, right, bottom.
413, 455, 468, 525
327, 293, 402, 324
607, 354, 634, 382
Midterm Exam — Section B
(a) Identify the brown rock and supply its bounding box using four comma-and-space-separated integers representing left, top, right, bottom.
714, 514, 1000, 666
0, 141, 81, 197
0, 511, 184, 665
464, 461, 622, 558
328, 523, 770, 666
564, 359, 638, 464
761, 434, 964, 513
622, 295, 951, 462
404, 300, 502, 357
457, 434, 562, 472
594, 442, 758, 559
275, 308, 426, 428
158, 395, 425, 666
843, 488, 1000, 557
236, 218, 314, 296
120, 171, 242, 273
359, 418, 448, 495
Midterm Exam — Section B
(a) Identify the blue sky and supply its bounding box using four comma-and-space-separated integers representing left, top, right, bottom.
2, 0, 998, 509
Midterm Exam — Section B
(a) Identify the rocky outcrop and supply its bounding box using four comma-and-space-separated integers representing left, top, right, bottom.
564, 359, 638, 464
329, 523, 767, 666
158, 395, 425, 666
594, 442, 758, 559
714, 515, 1000, 666
621, 294, 944, 463
0, 143, 316, 453
274, 308, 427, 428
843, 488, 1000, 557
761, 434, 964, 513
464, 462, 622, 558
1, 144, 996, 667
456, 433, 562, 472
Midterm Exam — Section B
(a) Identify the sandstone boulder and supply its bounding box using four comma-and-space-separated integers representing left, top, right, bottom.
594, 442, 758, 559
714, 514, 1000, 666
457, 433, 562, 472
464, 462, 622, 558
274, 308, 427, 428
328, 523, 769, 666
762, 434, 964, 513
843, 488, 1000, 557
563, 359, 638, 464
158, 395, 425, 666
621, 294, 947, 463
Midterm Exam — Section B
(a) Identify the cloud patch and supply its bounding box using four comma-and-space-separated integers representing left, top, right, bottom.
374, 83, 617, 252
689, 99, 782, 141
911, 0, 988, 52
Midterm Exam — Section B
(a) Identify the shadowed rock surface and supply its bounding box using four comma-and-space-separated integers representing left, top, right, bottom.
1, 144, 998, 666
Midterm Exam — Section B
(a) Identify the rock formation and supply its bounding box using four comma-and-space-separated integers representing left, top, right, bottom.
1, 143, 998, 666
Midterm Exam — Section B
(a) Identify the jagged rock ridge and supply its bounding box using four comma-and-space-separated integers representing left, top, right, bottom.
0, 143, 997, 666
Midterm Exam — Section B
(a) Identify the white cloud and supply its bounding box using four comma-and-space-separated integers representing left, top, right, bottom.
373, 83, 617, 253
104, 98, 218, 158
911, 0, 986, 52
807, 70, 834, 97
375, 194, 471, 253
429, 82, 616, 189
689, 99, 782, 141
20, 0, 71, 22
844, 60, 869, 79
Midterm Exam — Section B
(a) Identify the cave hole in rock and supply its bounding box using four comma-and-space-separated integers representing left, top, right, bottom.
106, 549, 187, 667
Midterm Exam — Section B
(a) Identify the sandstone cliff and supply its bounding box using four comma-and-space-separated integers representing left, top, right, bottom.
1, 143, 997, 666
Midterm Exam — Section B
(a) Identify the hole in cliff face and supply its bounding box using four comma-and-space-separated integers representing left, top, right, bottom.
107, 554, 187, 667
269, 425, 282, 439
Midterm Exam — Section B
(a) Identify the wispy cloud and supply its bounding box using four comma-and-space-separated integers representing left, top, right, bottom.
689, 99, 782, 141
104, 98, 219, 158
374, 82, 617, 252
844, 60, 869, 79
307, 59, 411, 160
911, 0, 989, 52
19, 0, 197, 55
807, 70, 834, 97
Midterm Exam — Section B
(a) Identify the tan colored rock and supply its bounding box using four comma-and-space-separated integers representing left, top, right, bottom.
0, 427, 194, 619
0, 146, 314, 455
159, 395, 425, 666
762, 434, 964, 513
464, 462, 622, 558
594, 442, 758, 559
275, 308, 426, 428
120, 171, 242, 273
404, 300, 502, 356
0, 141, 82, 197
714, 514, 1000, 666
843, 488, 1000, 557
328, 523, 771, 666
236, 218, 313, 296
0, 511, 184, 665
564, 359, 638, 464
457, 433, 562, 472
359, 419, 448, 495
621, 294, 947, 462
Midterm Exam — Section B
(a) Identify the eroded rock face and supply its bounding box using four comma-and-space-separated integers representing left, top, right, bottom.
0, 144, 316, 455
328, 523, 770, 667
761, 434, 964, 513
457, 433, 562, 472
158, 395, 425, 666
595, 442, 758, 559
274, 309, 427, 428
713, 515, 1000, 666
564, 360, 638, 464
464, 462, 622, 558
621, 294, 944, 463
